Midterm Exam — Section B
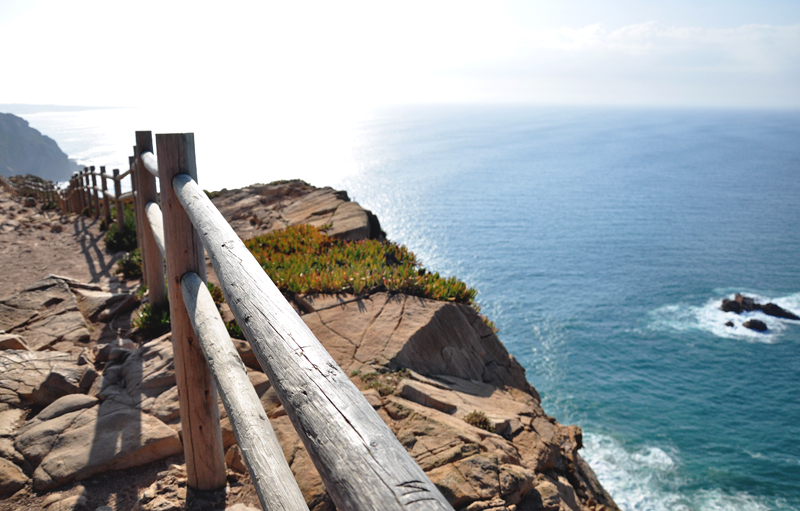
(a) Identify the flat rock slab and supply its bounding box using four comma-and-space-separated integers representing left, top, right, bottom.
211, 181, 381, 241
0, 350, 92, 407
16, 399, 182, 490
0, 275, 138, 351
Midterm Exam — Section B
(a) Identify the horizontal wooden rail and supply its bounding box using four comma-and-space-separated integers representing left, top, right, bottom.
144, 202, 166, 258
118, 168, 132, 180
171, 170, 453, 511
180, 272, 309, 511
142, 151, 159, 177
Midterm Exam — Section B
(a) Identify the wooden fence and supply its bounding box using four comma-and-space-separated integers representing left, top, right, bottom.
2, 132, 454, 510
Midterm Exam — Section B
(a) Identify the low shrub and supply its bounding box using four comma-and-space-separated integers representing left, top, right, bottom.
104, 203, 137, 252
464, 410, 493, 432
133, 303, 170, 337
116, 248, 142, 280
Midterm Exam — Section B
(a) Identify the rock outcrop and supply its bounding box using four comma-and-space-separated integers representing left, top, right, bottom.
0, 112, 80, 181
721, 293, 799, 320
210, 180, 383, 241
0, 187, 617, 511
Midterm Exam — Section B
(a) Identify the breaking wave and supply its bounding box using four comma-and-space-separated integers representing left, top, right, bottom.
648, 292, 800, 343
582, 433, 789, 511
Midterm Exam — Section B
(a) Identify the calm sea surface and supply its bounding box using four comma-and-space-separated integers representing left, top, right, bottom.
9, 104, 800, 511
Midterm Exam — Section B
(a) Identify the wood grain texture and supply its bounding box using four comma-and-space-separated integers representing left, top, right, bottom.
145, 202, 166, 259
156, 133, 227, 492
135, 132, 167, 311
173, 171, 454, 511
130, 155, 146, 278
181, 271, 309, 511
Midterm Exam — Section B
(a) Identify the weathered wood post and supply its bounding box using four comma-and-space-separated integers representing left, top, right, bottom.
134, 132, 167, 311
90, 167, 100, 219
130, 154, 148, 284
82, 168, 93, 216
75, 171, 86, 215
101, 166, 111, 228
113, 169, 124, 231
157, 132, 226, 492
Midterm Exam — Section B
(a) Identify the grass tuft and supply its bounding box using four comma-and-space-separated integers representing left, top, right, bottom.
464, 410, 493, 432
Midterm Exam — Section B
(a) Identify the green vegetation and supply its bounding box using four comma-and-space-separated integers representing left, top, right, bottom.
244, 224, 476, 303
464, 410, 493, 432
133, 303, 170, 337
357, 368, 410, 396
104, 203, 137, 252
115, 248, 142, 280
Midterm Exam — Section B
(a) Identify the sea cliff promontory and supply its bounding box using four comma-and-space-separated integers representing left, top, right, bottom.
0, 181, 618, 511
0, 112, 80, 181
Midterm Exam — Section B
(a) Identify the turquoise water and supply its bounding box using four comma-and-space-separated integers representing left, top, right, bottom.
337, 106, 800, 511
8, 104, 800, 510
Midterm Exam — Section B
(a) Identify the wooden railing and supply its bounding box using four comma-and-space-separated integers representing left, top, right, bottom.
57, 165, 134, 233
1, 133, 454, 510
134, 132, 454, 510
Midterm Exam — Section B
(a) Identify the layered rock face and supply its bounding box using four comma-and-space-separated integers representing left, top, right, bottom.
209, 180, 384, 241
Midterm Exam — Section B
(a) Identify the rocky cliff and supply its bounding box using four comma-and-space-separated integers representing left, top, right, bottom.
0, 112, 80, 181
0, 183, 619, 511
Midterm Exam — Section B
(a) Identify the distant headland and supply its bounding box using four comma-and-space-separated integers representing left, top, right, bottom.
0, 111, 80, 182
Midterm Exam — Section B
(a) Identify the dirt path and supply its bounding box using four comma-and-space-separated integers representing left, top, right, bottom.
0, 188, 137, 295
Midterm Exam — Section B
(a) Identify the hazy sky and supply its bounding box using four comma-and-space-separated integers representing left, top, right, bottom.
1, 0, 799, 109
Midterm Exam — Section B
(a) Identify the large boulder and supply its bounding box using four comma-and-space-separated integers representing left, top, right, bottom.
301, 292, 533, 393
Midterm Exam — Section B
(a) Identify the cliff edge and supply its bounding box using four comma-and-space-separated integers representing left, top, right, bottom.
0, 183, 618, 511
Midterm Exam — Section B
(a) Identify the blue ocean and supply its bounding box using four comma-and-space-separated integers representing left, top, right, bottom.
8, 104, 800, 510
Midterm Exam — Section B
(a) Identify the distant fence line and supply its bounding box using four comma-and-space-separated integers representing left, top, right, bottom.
2, 132, 454, 511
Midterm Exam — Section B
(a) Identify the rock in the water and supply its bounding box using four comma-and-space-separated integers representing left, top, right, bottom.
760, 302, 800, 320
743, 319, 768, 332
721, 294, 799, 321
0, 457, 28, 496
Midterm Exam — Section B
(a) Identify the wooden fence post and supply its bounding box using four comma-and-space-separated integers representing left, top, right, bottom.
135, 132, 167, 311
113, 169, 124, 231
90, 167, 100, 219
130, 155, 148, 285
83, 169, 93, 216
157, 132, 226, 492
101, 166, 111, 227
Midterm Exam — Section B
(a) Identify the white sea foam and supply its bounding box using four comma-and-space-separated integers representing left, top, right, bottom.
582, 432, 785, 511
649, 292, 800, 343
